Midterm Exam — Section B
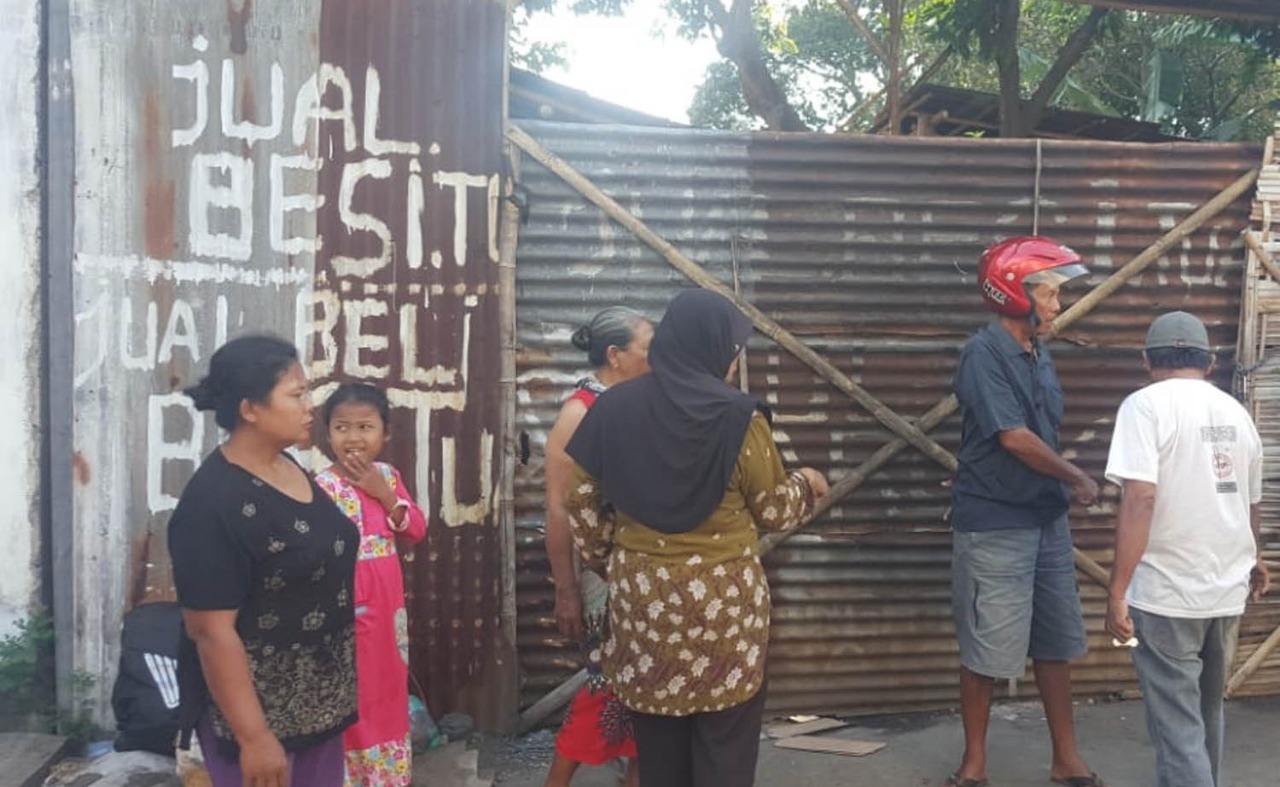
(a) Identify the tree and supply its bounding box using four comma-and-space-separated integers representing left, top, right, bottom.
514, 1, 1280, 141
914, 0, 1113, 136
669, 1, 813, 130
683, 1, 1279, 140
686, 1, 889, 131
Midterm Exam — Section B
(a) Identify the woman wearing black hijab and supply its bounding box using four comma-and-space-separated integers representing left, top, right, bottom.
565, 289, 829, 787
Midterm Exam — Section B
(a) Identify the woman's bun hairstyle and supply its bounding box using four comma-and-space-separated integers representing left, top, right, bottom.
184, 334, 299, 431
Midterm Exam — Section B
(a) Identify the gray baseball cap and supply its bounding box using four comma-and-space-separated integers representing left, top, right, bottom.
1145, 311, 1210, 351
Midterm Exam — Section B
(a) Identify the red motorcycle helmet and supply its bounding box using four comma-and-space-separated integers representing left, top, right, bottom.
978, 236, 1089, 317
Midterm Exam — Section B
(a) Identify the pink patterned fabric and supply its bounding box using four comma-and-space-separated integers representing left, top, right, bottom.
315, 463, 427, 787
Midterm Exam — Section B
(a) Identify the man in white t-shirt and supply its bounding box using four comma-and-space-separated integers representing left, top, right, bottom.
1104, 311, 1271, 787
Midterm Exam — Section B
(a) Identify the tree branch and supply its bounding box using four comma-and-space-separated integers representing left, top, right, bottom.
714, 0, 809, 131
835, 0, 892, 68
1023, 7, 1110, 132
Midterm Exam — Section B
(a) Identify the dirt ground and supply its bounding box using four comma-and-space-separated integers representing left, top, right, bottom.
482, 696, 1280, 787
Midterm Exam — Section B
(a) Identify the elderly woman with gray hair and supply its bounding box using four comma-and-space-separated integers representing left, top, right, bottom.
543, 306, 653, 787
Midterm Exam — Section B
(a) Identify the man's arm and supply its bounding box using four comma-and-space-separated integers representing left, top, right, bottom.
999, 427, 1099, 505
1105, 479, 1156, 642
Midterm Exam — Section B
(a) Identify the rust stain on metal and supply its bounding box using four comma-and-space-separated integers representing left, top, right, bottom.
141, 91, 175, 258
512, 124, 1260, 715
72, 451, 91, 486
312, 0, 509, 727
227, 0, 253, 55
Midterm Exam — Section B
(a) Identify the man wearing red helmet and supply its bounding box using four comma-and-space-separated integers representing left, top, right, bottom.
945, 237, 1105, 787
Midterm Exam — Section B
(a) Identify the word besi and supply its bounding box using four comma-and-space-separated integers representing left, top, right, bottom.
171, 36, 499, 270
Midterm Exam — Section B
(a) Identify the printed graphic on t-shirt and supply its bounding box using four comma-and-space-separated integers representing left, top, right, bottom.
1209, 437, 1238, 494
1201, 425, 1238, 443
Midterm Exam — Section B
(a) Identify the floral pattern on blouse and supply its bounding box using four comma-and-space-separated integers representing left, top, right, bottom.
566, 412, 812, 716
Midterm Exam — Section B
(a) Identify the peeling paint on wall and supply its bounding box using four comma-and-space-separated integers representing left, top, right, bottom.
0, 0, 44, 638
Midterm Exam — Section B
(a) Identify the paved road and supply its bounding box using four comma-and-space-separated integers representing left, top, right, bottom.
485, 696, 1280, 787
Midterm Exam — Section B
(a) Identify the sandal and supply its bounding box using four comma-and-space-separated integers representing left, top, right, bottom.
943, 775, 989, 787
1051, 774, 1107, 787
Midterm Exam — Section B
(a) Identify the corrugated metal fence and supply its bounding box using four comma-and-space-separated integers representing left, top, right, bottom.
512, 121, 1260, 716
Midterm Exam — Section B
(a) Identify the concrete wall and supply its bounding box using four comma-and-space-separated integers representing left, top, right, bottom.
0, 0, 44, 637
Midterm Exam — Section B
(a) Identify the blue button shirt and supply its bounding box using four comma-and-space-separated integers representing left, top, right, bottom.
950, 321, 1070, 531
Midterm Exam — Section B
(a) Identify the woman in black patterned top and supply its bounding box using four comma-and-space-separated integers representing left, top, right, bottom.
169, 335, 358, 787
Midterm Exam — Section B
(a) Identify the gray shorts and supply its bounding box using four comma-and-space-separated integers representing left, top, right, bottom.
952, 514, 1088, 679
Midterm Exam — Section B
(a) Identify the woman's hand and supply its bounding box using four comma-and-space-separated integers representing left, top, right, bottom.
554, 582, 584, 641
238, 728, 288, 787
797, 467, 830, 499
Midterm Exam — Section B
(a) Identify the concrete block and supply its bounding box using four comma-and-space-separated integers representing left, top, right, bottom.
0, 732, 70, 787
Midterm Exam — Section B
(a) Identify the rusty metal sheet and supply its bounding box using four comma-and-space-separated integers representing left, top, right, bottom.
512, 121, 1260, 716
66, 0, 508, 725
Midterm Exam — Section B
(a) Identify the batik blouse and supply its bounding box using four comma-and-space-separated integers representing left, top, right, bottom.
566, 412, 812, 717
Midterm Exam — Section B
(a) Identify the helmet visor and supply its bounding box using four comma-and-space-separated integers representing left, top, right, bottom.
1024, 263, 1089, 289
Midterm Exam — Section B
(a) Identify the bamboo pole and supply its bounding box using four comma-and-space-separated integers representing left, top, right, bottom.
1226, 622, 1280, 698
517, 668, 588, 734
1243, 230, 1280, 285
761, 395, 958, 555
1045, 168, 1261, 340
507, 124, 958, 471
494, 139, 524, 733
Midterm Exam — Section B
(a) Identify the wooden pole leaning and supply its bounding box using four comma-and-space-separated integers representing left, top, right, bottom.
507, 124, 957, 472
517, 668, 588, 734
1243, 230, 1280, 285
1226, 622, 1280, 698
1045, 168, 1260, 340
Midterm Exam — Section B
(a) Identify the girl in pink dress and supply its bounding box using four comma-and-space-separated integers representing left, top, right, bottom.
315, 383, 428, 787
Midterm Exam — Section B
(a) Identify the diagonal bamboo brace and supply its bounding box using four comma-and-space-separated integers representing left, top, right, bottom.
508, 123, 958, 471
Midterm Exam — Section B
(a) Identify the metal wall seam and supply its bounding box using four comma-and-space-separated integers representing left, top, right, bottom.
512, 121, 1260, 716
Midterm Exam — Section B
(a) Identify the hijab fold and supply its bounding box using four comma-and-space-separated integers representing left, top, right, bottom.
567, 290, 763, 534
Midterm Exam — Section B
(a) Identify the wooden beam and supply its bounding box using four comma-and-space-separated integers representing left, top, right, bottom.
1243, 230, 1280, 285
517, 667, 587, 733
1046, 168, 1261, 339
507, 123, 958, 471
761, 395, 958, 555
1226, 622, 1280, 698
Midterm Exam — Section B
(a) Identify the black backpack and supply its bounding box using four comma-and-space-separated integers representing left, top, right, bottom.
112, 601, 182, 756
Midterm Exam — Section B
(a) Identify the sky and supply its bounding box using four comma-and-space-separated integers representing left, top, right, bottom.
520, 4, 722, 123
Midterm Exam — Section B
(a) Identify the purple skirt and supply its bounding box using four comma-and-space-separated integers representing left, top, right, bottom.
197, 716, 345, 787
